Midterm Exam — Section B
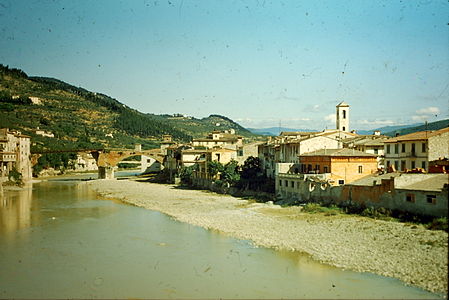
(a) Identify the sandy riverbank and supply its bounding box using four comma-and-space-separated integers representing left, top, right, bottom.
86, 179, 448, 294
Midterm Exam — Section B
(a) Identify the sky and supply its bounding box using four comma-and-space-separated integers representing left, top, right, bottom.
0, 0, 448, 131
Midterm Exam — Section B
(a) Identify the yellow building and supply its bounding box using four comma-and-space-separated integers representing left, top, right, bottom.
299, 148, 378, 185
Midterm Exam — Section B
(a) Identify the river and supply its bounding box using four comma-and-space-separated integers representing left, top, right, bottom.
0, 172, 443, 299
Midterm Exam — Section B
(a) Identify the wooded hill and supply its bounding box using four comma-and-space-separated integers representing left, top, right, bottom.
0, 64, 257, 152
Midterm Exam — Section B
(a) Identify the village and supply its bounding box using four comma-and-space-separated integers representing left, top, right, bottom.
1, 101, 448, 218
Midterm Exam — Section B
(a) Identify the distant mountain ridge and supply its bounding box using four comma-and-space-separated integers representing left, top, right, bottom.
248, 127, 318, 136
383, 119, 449, 137
249, 120, 449, 137
356, 124, 421, 136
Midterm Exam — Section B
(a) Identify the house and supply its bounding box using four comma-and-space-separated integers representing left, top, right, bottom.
160, 134, 177, 155
192, 130, 243, 150
383, 127, 449, 172
297, 148, 378, 185
342, 135, 388, 168
258, 139, 280, 178
280, 135, 342, 164
75, 153, 98, 171
276, 171, 448, 218
235, 142, 264, 165
0, 128, 32, 181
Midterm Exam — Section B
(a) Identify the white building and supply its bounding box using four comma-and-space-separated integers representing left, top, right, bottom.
384, 127, 449, 172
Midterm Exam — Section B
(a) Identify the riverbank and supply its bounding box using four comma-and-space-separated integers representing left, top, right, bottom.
87, 179, 448, 294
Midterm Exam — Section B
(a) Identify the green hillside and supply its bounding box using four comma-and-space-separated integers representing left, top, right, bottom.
385, 119, 449, 137
0, 64, 257, 152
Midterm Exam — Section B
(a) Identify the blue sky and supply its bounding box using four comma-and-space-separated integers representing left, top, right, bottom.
0, 0, 448, 130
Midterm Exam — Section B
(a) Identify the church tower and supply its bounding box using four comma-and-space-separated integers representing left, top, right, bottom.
336, 101, 349, 132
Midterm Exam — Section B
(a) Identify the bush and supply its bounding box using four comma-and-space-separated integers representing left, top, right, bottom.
180, 165, 197, 185
427, 218, 448, 232
302, 203, 341, 215
8, 167, 22, 184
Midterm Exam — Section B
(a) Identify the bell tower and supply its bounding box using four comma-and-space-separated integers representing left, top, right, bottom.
336, 101, 349, 132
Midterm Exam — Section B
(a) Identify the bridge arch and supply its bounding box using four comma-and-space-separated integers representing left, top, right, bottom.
96, 149, 163, 179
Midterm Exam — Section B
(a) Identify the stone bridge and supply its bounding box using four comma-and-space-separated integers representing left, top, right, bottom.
94, 148, 163, 179
31, 147, 164, 179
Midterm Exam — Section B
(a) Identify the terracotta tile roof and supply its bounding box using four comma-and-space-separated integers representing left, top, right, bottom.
384, 127, 449, 143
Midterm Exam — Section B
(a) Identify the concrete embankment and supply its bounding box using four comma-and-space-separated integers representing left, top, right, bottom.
86, 179, 448, 294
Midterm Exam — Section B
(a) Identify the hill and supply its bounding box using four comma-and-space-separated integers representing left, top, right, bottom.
248, 127, 318, 136
356, 124, 421, 136
384, 119, 449, 137
0, 64, 257, 153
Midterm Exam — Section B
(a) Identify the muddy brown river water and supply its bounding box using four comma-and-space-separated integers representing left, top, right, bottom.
0, 173, 443, 299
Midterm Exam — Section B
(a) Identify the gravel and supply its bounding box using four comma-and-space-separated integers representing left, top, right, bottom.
87, 179, 448, 294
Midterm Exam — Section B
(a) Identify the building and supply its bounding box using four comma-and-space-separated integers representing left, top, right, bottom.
192, 130, 243, 150
235, 142, 264, 165
342, 135, 388, 168
297, 148, 378, 185
276, 172, 448, 218
336, 101, 349, 132
0, 128, 32, 181
383, 127, 449, 172
279, 135, 341, 164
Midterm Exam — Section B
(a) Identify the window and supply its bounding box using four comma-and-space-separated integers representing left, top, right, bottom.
279, 180, 282, 186
323, 166, 328, 173
411, 161, 415, 169
394, 144, 398, 154
406, 194, 415, 203
411, 143, 415, 154
343, 110, 346, 119
394, 161, 399, 170
315, 164, 320, 173
401, 160, 406, 171
422, 161, 426, 170
386, 145, 390, 154
422, 143, 426, 153
342, 126, 346, 131
358, 166, 363, 173
426, 195, 436, 205
297, 182, 300, 189
338, 180, 345, 185
374, 148, 378, 154
401, 143, 406, 153
290, 181, 294, 188
386, 160, 391, 168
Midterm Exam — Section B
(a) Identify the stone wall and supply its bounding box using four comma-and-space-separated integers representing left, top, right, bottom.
276, 173, 448, 217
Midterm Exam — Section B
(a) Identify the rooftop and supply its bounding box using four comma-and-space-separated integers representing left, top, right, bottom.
299, 148, 377, 157
384, 127, 449, 143
336, 101, 349, 107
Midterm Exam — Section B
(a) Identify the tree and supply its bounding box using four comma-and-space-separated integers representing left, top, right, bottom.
240, 156, 262, 180
207, 161, 223, 177
221, 160, 240, 186
180, 165, 197, 185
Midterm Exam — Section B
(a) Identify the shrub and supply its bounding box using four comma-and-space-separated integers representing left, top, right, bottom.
8, 167, 22, 184
427, 217, 448, 232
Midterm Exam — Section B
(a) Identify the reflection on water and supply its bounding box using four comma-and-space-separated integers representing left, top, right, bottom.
0, 185, 32, 235
0, 179, 444, 299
